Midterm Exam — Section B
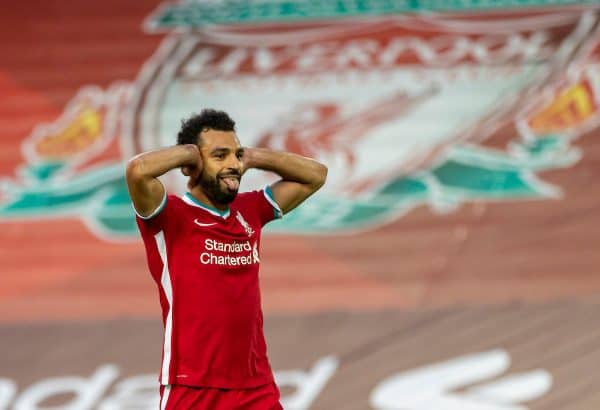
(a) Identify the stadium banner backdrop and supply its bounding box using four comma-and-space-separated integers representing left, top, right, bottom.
1, 1, 600, 409
3, 3, 600, 238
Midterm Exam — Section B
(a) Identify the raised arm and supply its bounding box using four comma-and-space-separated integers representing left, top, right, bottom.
125, 144, 201, 217
243, 148, 327, 214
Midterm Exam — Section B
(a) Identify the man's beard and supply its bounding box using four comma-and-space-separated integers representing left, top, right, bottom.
199, 172, 240, 205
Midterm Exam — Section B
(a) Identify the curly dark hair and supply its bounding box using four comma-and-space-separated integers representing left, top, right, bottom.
177, 109, 236, 146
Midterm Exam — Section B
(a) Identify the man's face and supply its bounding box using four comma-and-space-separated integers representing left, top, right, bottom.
197, 129, 244, 205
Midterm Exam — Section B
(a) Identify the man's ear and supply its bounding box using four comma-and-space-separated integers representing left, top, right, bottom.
181, 166, 193, 177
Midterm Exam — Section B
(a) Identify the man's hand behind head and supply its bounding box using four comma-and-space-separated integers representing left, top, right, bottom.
180, 145, 203, 190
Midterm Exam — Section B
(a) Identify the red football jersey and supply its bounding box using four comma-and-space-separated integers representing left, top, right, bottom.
136, 187, 283, 389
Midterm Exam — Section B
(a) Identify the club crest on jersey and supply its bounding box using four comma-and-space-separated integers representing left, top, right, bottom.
1, 4, 600, 240
235, 211, 255, 238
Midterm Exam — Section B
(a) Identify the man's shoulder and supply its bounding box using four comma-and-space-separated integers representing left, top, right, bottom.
232, 190, 263, 214
165, 193, 192, 213
167, 193, 184, 204
137, 194, 185, 227
233, 190, 261, 204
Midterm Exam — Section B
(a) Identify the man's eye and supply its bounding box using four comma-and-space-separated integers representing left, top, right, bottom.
236, 153, 243, 159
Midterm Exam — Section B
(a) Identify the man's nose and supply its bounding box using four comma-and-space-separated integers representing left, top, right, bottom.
226, 154, 243, 172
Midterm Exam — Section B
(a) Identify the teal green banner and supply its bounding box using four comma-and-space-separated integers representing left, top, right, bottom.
147, 0, 597, 29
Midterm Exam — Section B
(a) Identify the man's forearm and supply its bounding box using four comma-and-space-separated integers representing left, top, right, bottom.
126, 144, 201, 217
244, 148, 327, 189
127, 144, 199, 179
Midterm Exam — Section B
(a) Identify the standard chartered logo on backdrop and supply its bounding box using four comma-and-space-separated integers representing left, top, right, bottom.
1, 2, 599, 240
0, 350, 551, 409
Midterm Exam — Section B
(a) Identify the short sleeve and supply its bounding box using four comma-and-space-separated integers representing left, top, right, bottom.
134, 191, 172, 236
237, 187, 283, 227
262, 186, 283, 223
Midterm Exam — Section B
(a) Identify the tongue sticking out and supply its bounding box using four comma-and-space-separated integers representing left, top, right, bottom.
221, 177, 240, 191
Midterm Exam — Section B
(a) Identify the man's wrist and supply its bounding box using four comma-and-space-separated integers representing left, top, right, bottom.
181, 144, 201, 165
243, 147, 258, 171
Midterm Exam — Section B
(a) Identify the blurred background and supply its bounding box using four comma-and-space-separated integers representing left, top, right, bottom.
1, 1, 600, 409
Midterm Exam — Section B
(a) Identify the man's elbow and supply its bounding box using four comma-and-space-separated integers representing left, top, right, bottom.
125, 156, 147, 184
311, 163, 328, 190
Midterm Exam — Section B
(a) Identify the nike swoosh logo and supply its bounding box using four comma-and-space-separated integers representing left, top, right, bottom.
194, 219, 217, 227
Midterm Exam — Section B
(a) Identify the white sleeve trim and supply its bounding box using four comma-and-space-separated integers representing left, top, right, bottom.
134, 191, 167, 220
263, 186, 283, 219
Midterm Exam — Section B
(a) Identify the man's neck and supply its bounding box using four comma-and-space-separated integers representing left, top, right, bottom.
188, 188, 229, 212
